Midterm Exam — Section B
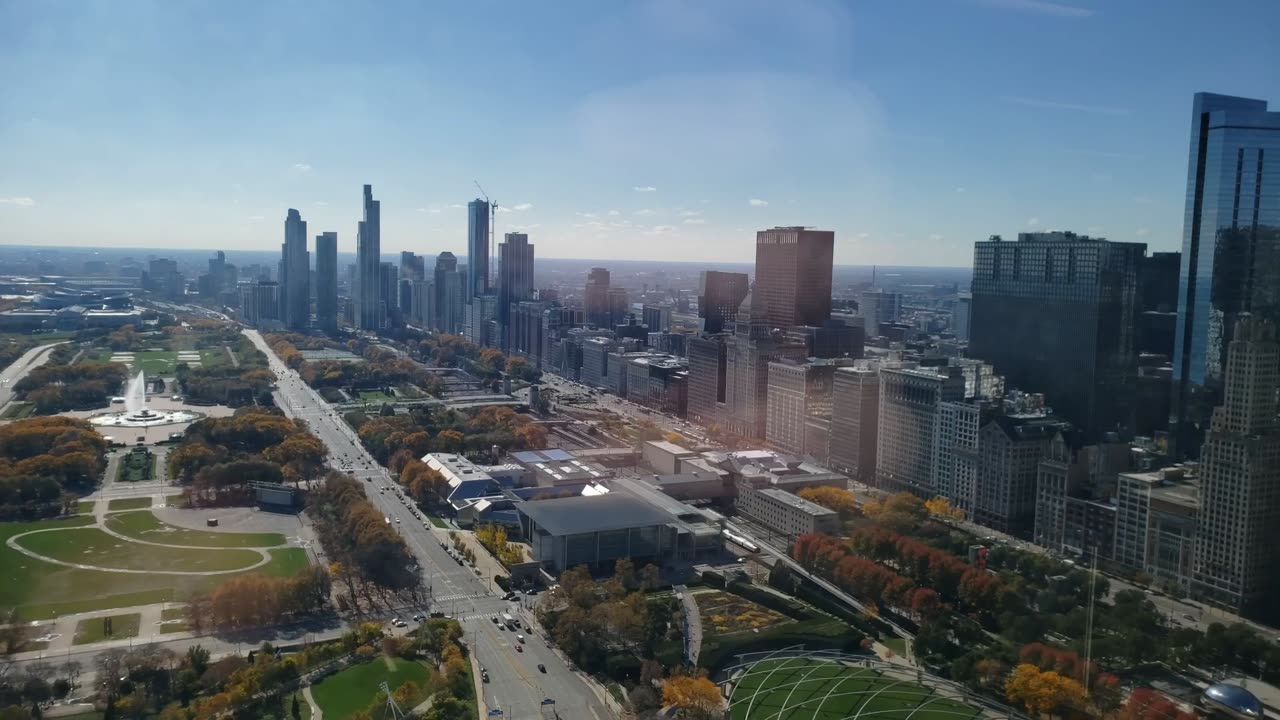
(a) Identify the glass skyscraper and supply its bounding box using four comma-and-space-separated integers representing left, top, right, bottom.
1171, 93, 1280, 458
467, 198, 490, 298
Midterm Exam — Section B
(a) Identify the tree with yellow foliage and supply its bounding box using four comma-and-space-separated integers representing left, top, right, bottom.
662, 675, 723, 719
924, 496, 967, 521
797, 486, 859, 517
1004, 663, 1087, 718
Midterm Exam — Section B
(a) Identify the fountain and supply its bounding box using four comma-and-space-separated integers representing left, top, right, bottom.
89, 370, 200, 428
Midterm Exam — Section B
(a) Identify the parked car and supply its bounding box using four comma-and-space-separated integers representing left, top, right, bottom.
537, 664, 546, 673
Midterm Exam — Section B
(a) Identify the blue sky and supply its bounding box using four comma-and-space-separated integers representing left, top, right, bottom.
2, 0, 1278, 266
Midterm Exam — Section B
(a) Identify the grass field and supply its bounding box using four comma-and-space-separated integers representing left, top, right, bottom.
15, 527, 265, 572
116, 450, 156, 482
86, 348, 227, 376
160, 607, 189, 633
76, 500, 96, 514
357, 389, 396, 402
729, 658, 983, 720
311, 657, 430, 720
1, 517, 311, 621
108, 497, 153, 511
73, 612, 142, 645
1, 402, 35, 419
106, 510, 287, 548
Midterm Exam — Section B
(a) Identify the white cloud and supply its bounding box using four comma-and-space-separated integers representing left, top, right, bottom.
683, 218, 706, 225
293, 163, 312, 172
448, 203, 464, 209
646, 225, 676, 234
0, 197, 35, 207
955, 187, 966, 193
1135, 227, 1151, 237
429, 208, 442, 214
512, 223, 542, 231
1086, 226, 1103, 234
856, 232, 870, 240
415, 207, 429, 213
1027, 216, 1041, 227
972, 0, 1094, 18
1000, 96, 1129, 116
633, 186, 657, 192
577, 212, 599, 218
928, 233, 945, 241
634, 208, 656, 216
313, 201, 328, 207
749, 198, 769, 207
678, 210, 700, 217
512, 202, 533, 211
606, 209, 620, 216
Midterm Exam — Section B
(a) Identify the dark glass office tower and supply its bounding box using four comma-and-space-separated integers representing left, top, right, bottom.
280, 209, 309, 330
355, 184, 382, 331
467, 199, 490, 298
754, 227, 834, 329
497, 232, 535, 349
698, 270, 749, 333
1171, 93, 1280, 459
969, 231, 1145, 440
315, 232, 338, 332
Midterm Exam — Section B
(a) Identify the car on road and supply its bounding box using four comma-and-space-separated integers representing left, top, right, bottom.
537, 663, 546, 673
516, 645, 523, 652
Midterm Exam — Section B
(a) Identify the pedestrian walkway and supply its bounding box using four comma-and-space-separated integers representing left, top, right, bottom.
302, 686, 323, 720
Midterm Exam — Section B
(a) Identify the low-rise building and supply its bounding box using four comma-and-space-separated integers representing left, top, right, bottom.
737, 486, 840, 538
642, 440, 697, 475
1115, 465, 1200, 592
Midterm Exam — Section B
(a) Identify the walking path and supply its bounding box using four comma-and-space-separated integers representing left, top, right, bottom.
675, 585, 703, 666
302, 686, 323, 720
6, 523, 276, 576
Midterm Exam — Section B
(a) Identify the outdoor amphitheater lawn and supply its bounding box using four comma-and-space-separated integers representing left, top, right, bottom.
311, 657, 431, 720
730, 658, 983, 720
105, 510, 287, 548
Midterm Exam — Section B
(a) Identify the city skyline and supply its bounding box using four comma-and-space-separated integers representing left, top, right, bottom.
3, 1, 1279, 265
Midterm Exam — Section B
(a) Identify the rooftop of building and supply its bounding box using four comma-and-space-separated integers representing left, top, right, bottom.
1120, 465, 1201, 508
756, 487, 838, 517
645, 440, 694, 456
516, 493, 676, 536
510, 448, 575, 464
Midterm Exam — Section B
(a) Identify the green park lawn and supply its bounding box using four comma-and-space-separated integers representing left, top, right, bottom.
105, 510, 287, 548
116, 451, 156, 482
73, 612, 142, 645
15, 527, 265, 572
730, 658, 982, 720
159, 607, 189, 633
76, 500, 96, 514
311, 657, 430, 720
357, 389, 396, 402
0, 402, 35, 420
0, 516, 311, 621
85, 347, 227, 375
108, 497, 153, 511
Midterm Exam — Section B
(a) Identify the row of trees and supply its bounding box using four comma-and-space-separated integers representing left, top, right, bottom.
15, 359, 127, 414
351, 404, 546, 466
474, 523, 522, 566
177, 336, 273, 407
168, 408, 327, 504
186, 566, 331, 631
538, 560, 673, 678
0, 416, 107, 520
307, 473, 421, 602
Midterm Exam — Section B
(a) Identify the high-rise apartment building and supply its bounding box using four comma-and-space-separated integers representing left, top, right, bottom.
860, 290, 902, 333
952, 294, 971, 342
698, 270, 750, 334
830, 365, 881, 483
315, 232, 338, 332
433, 252, 463, 334
240, 280, 280, 327
280, 209, 310, 330
497, 232, 535, 349
1193, 316, 1280, 616
379, 262, 399, 327
467, 199, 490, 298
936, 400, 983, 514
1171, 93, 1280, 459
755, 227, 834, 329
642, 304, 672, 333
355, 184, 382, 331
607, 287, 630, 328
875, 366, 965, 494
584, 268, 611, 328
970, 231, 1144, 440
400, 252, 425, 282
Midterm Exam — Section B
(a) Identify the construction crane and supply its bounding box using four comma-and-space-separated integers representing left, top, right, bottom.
474, 181, 498, 291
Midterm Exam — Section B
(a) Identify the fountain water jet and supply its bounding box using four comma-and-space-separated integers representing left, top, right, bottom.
89, 370, 200, 428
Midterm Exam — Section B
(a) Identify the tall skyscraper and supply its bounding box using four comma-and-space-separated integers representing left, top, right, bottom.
607, 287, 630, 327
698, 271, 750, 334
875, 366, 965, 494
860, 289, 902, 334
467, 198, 490, 298
969, 231, 1145, 440
433, 252, 463, 334
400, 251, 425, 282
830, 365, 881, 483
1171, 93, 1280, 459
754, 226, 835, 329
724, 289, 807, 439
584, 267, 611, 328
497, 232, 535, 349
686, 334, 729, 425
280, 209, 310, 330
355, 184, 382, 331
1193, 316, 1280, 616
315, 232, 338, 332
380, 262, 399, 328
952, 294, 972, 341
